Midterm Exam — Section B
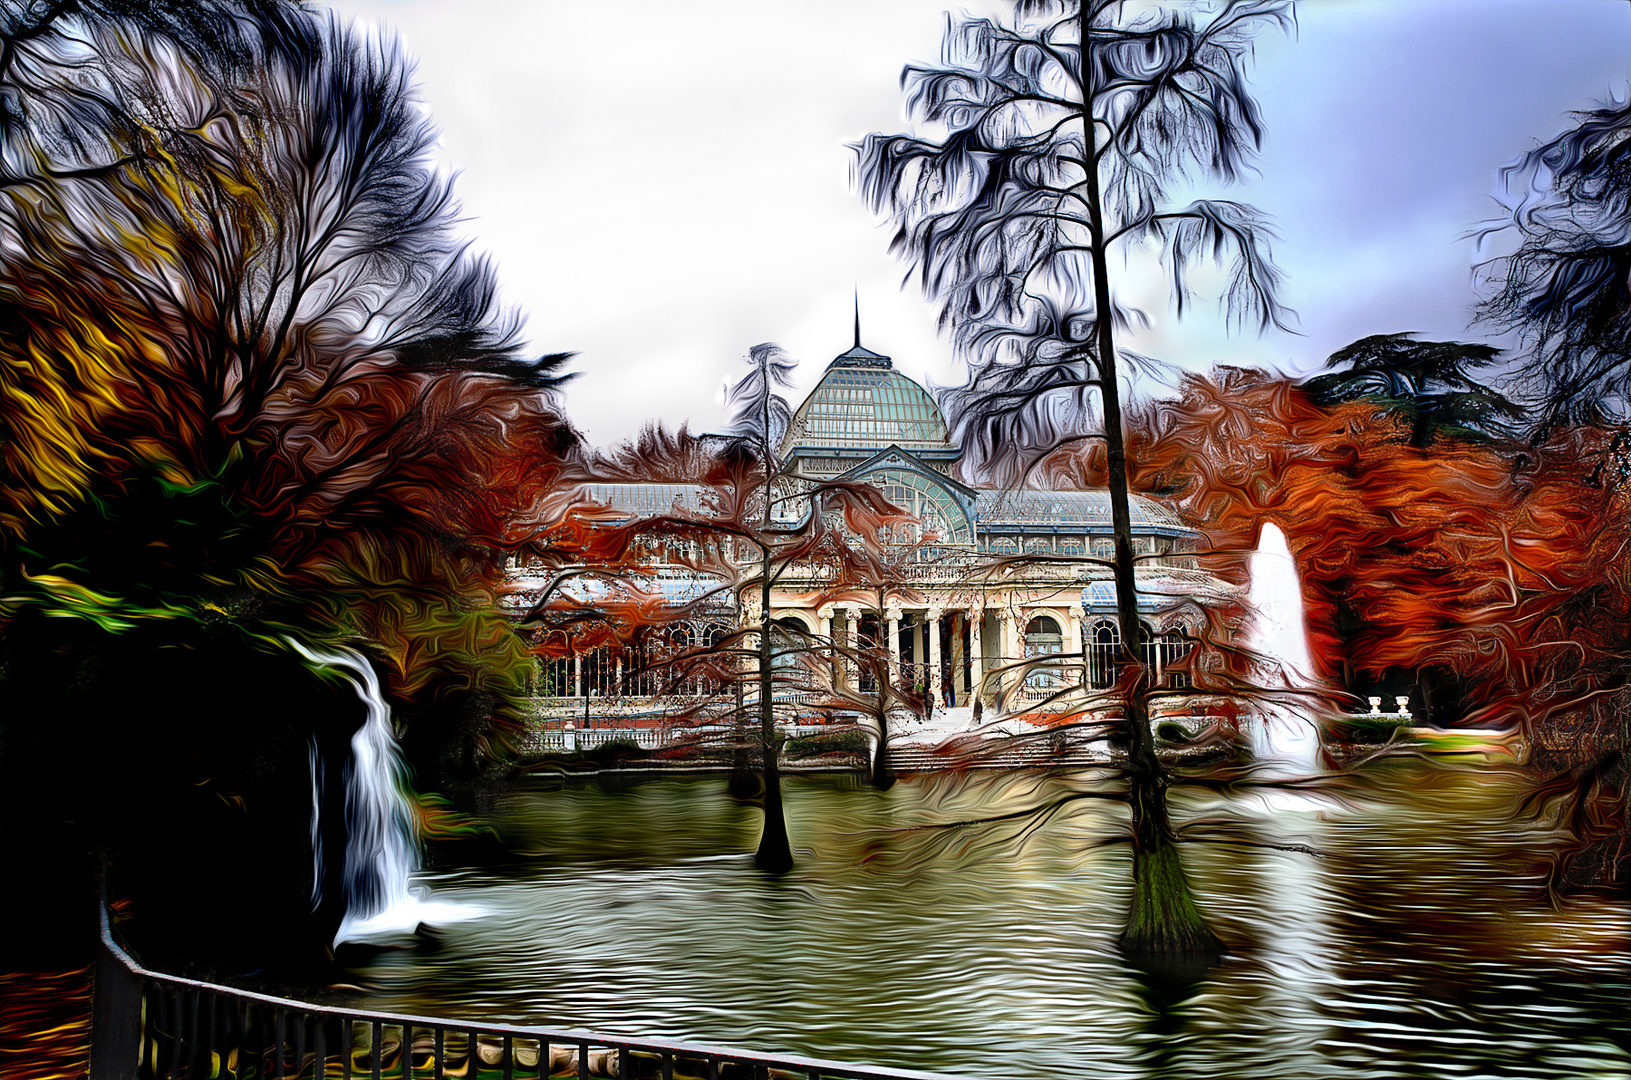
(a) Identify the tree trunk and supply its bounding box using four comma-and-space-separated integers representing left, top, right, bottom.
754, 554, 794, 872
1079, 5, 1222, 967
871, 717, 896, 791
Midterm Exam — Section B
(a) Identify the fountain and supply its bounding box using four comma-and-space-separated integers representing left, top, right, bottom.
1245, 522, 1321, 775
291, 640, 479, 944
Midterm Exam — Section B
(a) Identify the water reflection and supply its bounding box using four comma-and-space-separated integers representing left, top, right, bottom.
340, 763, 1630, 1079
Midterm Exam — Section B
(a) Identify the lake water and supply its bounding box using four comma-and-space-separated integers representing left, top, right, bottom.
341, 763, 1630, 1079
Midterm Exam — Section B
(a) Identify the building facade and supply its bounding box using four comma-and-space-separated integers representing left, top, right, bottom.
518, 337, 1219, 718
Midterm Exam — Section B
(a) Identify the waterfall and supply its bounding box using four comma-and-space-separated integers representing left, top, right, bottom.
1245, 522, 1321, 775
291, 639, 479, 944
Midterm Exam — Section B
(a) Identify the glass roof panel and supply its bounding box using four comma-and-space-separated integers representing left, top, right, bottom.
783, 368, 952, 453
584, 483, 711, 516
855, 466, 973, 545
974, 490, 1189, 530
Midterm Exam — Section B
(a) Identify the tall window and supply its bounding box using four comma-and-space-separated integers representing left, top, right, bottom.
1088, 619, 1119, 689
1159, 630, 1192, 689
1088, 619, 1160, 689
771, 618, 807, 674
1138, 622, 1158, 672
1024, 615, 1063, 688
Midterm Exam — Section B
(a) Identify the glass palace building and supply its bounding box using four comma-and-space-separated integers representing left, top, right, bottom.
521, 336, 1214, 716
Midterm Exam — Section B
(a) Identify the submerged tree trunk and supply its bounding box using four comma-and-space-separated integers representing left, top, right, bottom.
1080, 6, 1222, 967
755, 553, 794, 872
871, 716, 896, 791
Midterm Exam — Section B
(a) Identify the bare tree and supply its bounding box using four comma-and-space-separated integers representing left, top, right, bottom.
856, 0, 1292, 968
520, 346, 909, 873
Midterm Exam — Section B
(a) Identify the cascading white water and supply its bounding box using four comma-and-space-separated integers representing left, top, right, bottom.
291, 639, 479, 944
1245, 522, 1321, 775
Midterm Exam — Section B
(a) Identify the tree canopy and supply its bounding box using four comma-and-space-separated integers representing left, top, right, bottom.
1302, 333, 1525, 446
1478, 97, 1631, 432
0, 0, 576, 705
855, 0, 1293, 481
0, 0, 581, 959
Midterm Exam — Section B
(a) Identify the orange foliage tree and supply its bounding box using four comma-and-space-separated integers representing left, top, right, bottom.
1050, 367, 1631, 730
0, 1, 581, 963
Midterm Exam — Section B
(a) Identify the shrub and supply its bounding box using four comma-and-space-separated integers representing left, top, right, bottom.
786, 729, 870, 759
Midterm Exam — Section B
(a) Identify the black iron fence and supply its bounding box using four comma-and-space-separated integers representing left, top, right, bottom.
91, 908, 960, 1080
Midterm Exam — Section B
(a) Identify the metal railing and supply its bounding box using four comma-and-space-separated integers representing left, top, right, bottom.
92, 908, 961, 1080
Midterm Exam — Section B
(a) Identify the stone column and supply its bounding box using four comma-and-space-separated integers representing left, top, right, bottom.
927, 606, 944, 704
886, 602, 902, 684
573, 653, 583, 698
1079, 614, 1092, 688
740, 594, 762, 695
1000, 610, 1019, 698
818, 605, 835, 690
1065, 609, 1082, 685
840, 604, 861, 691
968, 610, 983, 701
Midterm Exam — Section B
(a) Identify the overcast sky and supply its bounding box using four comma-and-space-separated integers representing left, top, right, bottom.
327, 0, 1631, 448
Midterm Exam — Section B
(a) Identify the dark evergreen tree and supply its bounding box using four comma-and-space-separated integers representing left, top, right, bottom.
1302, 333, 1525, 447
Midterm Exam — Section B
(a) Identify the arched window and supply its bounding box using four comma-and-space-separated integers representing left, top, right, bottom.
867, 468, 974, 545
1026, 538, 1052, 554
1087, 619, 1157, 689
1024, 616, 1064, 689
771, 617, 807, 674
1024, 615, 1062, 645
1088, 620, 1119, 689
991, 537, 1017, 555
1059, 539, 1083, 557
1091, 537, 1114, 560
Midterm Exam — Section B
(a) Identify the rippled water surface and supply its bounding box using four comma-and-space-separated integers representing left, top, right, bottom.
345, 763, 1630, 1079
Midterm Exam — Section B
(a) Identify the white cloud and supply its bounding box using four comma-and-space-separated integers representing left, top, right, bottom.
328, 0, 1631, 444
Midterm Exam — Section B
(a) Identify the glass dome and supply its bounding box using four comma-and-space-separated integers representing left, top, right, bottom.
782, 353, 952, 454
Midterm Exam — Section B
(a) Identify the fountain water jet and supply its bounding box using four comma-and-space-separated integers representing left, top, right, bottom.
1245, 522, 1321, 776
291, 640, 480, 944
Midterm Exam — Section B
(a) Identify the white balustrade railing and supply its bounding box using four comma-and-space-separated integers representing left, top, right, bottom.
519, 722, 837, 756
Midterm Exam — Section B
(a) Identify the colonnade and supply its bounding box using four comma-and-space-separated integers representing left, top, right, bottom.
533, 601, 1109, 706
807, 601, 1088, 707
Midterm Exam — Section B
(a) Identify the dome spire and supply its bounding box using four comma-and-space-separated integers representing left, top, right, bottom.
831, 291, 891, 369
